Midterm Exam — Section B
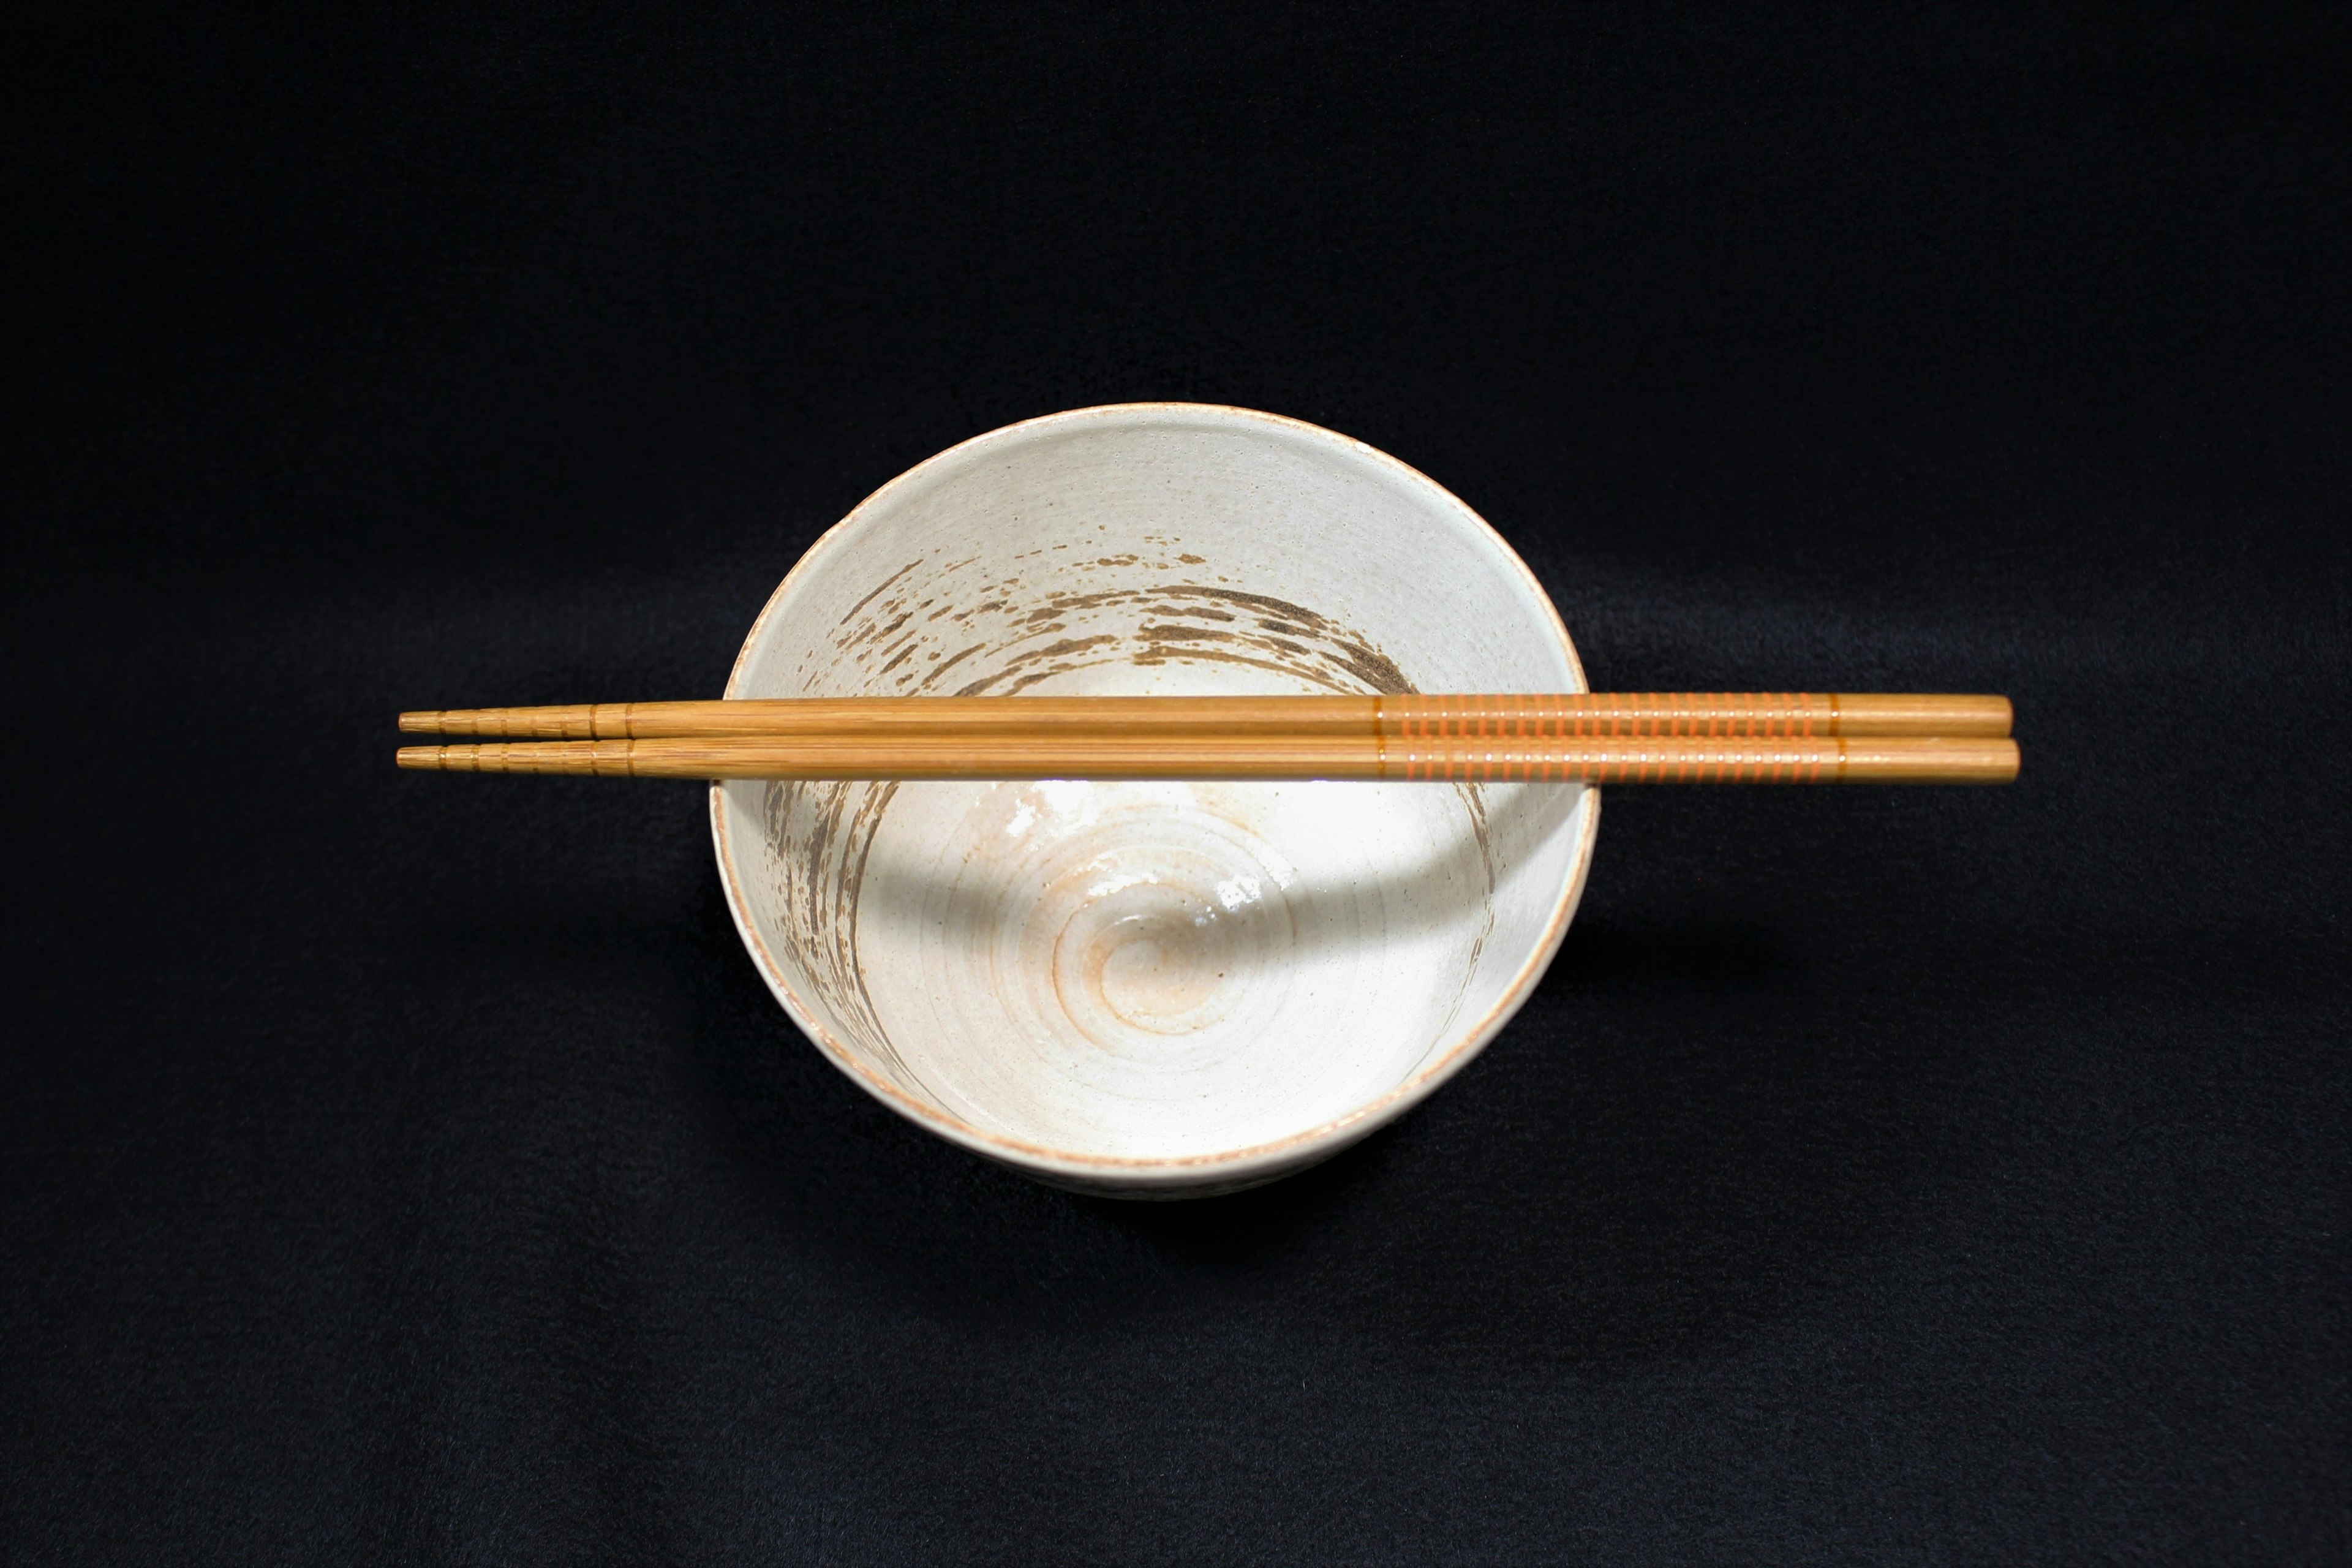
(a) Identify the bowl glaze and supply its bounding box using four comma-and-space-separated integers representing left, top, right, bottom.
712, 404, 1598, 1196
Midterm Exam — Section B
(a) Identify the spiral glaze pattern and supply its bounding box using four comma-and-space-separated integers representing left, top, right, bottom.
850, 778, 1502, 1158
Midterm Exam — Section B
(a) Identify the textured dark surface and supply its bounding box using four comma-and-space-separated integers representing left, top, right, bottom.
7, 5, 2347, 1562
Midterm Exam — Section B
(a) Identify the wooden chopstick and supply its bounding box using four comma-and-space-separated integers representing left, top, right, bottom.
399, 692, 2012, 741
396, 733, 2019, 784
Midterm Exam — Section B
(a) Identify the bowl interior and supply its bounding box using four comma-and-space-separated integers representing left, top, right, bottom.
714, 406, 1594, 1171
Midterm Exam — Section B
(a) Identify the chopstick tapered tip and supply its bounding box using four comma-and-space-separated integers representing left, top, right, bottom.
399, 710, 444, 734
396, 745, 448, 770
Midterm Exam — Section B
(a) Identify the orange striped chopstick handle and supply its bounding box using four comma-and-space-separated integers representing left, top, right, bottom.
1383, 692, 2006, 739
1385, 735, 2016, 783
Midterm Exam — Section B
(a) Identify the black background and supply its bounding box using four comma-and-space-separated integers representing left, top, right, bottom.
7, 5, 2347, 1561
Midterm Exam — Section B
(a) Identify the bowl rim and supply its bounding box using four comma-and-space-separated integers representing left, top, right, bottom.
709, 402, 1599, 1190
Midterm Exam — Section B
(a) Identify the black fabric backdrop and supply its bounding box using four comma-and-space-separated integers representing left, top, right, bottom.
7, 5, 2346, 1562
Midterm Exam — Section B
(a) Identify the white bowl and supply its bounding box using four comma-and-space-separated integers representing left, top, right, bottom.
711, 404, 1599, 1196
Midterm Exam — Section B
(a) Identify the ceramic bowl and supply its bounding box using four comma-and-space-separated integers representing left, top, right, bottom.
711, 404, 1599, 1196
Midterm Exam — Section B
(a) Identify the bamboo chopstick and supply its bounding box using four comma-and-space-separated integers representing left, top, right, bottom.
396, 733, 2019, 785
399, 692, 2012, 741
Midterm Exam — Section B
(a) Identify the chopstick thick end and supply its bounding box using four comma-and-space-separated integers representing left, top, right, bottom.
1842, 737, 2018, 783
1833, 693, 2013, 737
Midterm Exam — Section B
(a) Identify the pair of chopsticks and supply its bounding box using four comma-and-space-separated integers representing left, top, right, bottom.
396, 693, 2019, 784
